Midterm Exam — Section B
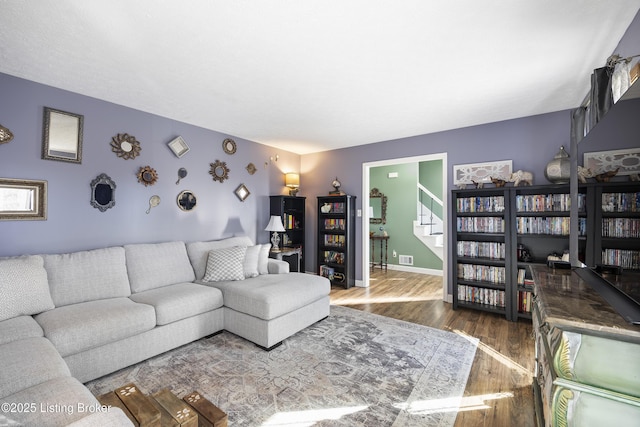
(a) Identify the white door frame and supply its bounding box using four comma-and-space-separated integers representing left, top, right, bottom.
361, 153, 449, 302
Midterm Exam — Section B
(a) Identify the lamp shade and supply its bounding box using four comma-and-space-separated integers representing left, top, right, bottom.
285, 173, 300, 188
265, 215, 285, 232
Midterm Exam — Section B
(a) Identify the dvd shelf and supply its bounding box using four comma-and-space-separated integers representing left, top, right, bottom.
317, 195, 356, 288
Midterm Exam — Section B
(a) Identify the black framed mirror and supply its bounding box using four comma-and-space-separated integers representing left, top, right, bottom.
42, 107, 83, 163
90, 173, 116, 212
0, 178, 47, 221
369, 188, 387, 224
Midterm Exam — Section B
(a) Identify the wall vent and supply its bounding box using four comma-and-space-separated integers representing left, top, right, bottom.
399, 255, 414, 265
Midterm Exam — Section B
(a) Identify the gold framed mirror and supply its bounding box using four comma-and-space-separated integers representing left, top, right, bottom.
209, 160, 230, 183
0, 178, 47, 221
42, 107, 83, 163
369, 188, 387, 224
110, 133, 141, 160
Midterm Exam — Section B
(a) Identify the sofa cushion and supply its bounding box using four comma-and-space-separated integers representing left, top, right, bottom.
0, 337, 70, 399
202, 272, 330, 320
35, 298, 156, 357
243, 245, 261, 278
186, 236, 254, 281
203, 246, 247, 282
129, 283, 224, 325
42, 247, 130, 307
0, 255, 54, 321
125, 241, 195, 293
258, 243, 272, 274
0, 316, 44, 346
1, 377, 109, 427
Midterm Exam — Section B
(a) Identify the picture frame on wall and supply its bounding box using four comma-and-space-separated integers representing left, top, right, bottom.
583, 148, 640, 176
453, 160, 513, 186
168, 136, 190, 158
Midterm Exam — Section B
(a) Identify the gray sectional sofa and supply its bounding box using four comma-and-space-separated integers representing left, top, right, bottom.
0, 236, 330, 426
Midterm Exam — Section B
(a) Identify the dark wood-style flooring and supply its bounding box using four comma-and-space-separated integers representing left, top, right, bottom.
329, 269, 536, 427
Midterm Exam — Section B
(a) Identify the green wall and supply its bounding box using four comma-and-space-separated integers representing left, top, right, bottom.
370, 162, 442, 270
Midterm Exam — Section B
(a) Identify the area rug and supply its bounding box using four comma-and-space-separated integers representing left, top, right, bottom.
85, 305, 478, 426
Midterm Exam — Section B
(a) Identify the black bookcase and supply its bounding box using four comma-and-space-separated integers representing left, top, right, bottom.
269, 196, 305, 271
317, 195, 356, 288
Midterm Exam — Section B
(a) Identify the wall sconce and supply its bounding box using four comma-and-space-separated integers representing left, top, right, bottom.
285, 173, 300, 196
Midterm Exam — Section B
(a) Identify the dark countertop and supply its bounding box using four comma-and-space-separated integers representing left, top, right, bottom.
531, 265, 640, 343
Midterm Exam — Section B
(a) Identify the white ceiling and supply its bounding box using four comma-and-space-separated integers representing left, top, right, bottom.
1, 1, 639, 154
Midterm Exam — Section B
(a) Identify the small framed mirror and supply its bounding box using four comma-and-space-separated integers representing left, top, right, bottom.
369, 188, 387, 224
90, 173, 116, 212
235, 183, 250, 201
177, 190, 197, 211
42, 107, 83, 163
0, 178, 47, 221
209, 160, 230, 183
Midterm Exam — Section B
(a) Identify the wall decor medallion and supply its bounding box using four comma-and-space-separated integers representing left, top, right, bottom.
235, 183, 250, 201
0, 124, 14, 144
167, 136, 190, 158
246, 163, 257, 175
222, 138, 237, 154
137, 166, 158, 186
110, 133, 141, 160
209, 159, 230, 183
584, 148, 640, 176
453, 160, 512, 188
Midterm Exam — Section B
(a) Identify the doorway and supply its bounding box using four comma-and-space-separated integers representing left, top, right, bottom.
361, 153, 448, 302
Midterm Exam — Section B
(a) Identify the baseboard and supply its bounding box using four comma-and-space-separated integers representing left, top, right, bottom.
385, 264, 443, 276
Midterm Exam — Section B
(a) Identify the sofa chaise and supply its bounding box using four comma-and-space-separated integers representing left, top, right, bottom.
0, 236, 330, 426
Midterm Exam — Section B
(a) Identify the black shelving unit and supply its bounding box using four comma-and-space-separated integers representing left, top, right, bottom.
270, 195, 305, 271
317, 195, 356, 288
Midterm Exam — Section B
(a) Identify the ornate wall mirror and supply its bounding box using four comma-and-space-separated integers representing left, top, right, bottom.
369, 188, 387, 224
110, 133, 141, 160
177, 190, 197, 211
0, 178, 47, 221
209, 160, 230, 183
90, 173, 116, 212
42, 107, 83, 163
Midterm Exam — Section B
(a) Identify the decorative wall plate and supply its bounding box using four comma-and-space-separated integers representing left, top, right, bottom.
246, 163, 257, 175
222, 138, 236, 154
137, 166, 158, 186
168, 136, 190, 158
0, 124, 14, 144
235, 183, 250, 201
209, 159, 230, 183
111, 133, 141, 159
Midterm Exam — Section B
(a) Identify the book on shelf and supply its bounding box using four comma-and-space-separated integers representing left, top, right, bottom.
518, 290, 533, 313
323, 218, 345, 230
516, 217, 586, 236
602, 218, 640, 238
458, 285, 506, 308
516, 193, 585, 213
319, 265, 334, 280
456, 196, 505, 213
457, 241, 505, 259
457, 217, 505, 233
457, 263, 506, 284
602, 192, 640, 212
601, 249, 640, 269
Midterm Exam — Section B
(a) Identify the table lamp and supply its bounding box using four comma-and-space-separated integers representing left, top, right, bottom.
265, 215, 285, 251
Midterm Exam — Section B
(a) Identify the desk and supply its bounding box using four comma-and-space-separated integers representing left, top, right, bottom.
370, 235, 389, 271
270, 246, 302, 272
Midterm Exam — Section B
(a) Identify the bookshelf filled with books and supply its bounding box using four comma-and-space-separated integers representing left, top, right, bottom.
317, 195, 356, 288
270, 195, 305, 271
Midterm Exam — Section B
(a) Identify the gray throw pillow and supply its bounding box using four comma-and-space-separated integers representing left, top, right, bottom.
203, 246, 247, 282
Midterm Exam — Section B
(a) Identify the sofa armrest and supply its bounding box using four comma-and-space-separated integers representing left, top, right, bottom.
267, 259, 290, 274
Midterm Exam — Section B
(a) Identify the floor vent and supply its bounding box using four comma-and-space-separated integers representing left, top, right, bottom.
399, 255, 414, 265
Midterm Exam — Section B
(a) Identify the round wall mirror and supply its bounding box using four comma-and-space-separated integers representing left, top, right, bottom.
209, 160, 230, 183
90, 173, 116, 212
177, 190, 197, 211
110, 133, 141, 160
222, 138, 237, 154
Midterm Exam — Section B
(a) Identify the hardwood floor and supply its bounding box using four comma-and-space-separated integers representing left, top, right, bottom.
329, 269, 536, 427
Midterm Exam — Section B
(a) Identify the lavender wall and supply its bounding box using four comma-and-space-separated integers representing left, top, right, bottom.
0, 73, 300, 257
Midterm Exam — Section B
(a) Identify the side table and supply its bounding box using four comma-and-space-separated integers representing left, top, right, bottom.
370, 235, 389, 272
270, 246, 302, 272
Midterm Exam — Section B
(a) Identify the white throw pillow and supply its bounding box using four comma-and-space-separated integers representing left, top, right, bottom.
0, 255, 55, 321
243, 245, 261, 278
203, 246, 247, 282
258, 243, 272, 275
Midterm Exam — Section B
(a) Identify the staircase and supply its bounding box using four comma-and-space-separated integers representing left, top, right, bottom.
414, 185, 444, 260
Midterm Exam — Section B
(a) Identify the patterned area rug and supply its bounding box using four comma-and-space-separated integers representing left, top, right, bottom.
86, 305, 478, 426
